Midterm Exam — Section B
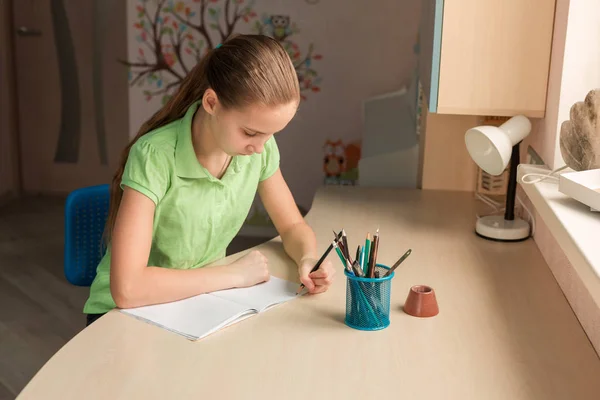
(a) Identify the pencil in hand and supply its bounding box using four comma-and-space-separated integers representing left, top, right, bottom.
296, 231, 342, 294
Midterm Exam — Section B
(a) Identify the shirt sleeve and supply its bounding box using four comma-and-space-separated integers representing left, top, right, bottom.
120, 140, 171, 204
259, 135, 281, 181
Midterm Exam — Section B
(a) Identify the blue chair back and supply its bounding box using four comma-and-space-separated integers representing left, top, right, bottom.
64, 184, 110, 286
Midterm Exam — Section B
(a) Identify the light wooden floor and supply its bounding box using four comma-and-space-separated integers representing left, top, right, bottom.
0, 195, 269, 399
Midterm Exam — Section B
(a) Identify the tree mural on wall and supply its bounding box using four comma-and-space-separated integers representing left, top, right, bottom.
124, 0, 323, 105
252, 14, 322, 100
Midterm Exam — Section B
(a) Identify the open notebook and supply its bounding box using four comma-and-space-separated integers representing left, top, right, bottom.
120, 276, 298, 341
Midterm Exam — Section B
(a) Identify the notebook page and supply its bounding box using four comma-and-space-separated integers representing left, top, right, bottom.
209, 276, 298, 312
121, 294, 252, 340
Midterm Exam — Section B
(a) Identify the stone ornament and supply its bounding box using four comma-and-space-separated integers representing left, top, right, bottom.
560, 89, 600, 171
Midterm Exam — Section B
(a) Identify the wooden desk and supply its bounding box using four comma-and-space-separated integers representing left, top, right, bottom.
17, 187, 600, 399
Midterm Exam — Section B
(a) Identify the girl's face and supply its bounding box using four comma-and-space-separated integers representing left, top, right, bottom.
203, 90, 298, 156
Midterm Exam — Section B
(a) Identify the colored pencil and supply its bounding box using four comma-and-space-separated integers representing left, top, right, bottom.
341, 229, 350, 262
383, 248, 412, 277
363, 233, 371, 271
337, 240, 350, 265
333, 229, 355, 266
334, 242, 352, 272
367, 229, 379, 278
352, 260, 364, 277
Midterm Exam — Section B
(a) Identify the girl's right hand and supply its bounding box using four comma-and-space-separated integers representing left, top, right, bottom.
228, 250, 270, 287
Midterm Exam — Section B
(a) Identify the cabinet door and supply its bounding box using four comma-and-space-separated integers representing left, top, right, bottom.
437, 0, 555, 117
418, 0, 444, 113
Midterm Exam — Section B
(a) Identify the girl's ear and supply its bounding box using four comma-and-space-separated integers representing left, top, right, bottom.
202, 88, 219, 115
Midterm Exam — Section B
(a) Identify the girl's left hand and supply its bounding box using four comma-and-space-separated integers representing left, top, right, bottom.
298, 258, 335, 294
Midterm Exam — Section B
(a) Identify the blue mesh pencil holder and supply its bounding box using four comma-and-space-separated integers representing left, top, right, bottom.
344, 264, 394, 331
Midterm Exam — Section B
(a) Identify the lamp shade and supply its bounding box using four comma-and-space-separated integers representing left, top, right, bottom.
464, 115, 531, 176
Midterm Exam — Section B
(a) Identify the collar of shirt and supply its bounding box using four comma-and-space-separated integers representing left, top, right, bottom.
175, 101, 250, 182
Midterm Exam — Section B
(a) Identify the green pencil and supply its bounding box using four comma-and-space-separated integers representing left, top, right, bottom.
333, 243, 350, 272
363, 233, 371, 271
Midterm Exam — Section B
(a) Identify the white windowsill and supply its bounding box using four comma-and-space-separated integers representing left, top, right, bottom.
517, 164, 600, 308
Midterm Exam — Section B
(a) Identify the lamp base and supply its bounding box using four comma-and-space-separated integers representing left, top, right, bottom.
475, 215, 530, 242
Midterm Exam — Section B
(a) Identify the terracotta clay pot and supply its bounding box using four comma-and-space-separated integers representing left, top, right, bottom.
403, 285, 439, 317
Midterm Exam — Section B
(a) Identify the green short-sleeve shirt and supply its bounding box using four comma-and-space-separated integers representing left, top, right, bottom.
83, 101, 280, 314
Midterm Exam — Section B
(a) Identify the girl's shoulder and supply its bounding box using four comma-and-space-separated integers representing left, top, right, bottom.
125, 121, 181, 178
133, 120, 180, 157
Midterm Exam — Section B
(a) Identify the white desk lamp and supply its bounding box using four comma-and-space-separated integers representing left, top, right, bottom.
464, 115, 531, 241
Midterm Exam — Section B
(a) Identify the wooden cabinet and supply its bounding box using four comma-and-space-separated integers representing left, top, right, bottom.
419, 0, 556, 118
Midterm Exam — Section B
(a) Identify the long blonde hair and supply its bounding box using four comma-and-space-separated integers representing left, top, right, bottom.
105, 34, 300, 241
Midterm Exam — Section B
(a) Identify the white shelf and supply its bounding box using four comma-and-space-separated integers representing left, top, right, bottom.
518, 164, 600, 308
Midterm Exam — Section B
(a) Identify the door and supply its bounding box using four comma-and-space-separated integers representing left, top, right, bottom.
12, 0, 129, 194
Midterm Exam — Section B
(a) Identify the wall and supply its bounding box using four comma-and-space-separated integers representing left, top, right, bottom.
419, 104, 480, 191
0, 0, 20, 200
125, 0, 421, 211
552, 0, 600, 169
524, 0, 569, 168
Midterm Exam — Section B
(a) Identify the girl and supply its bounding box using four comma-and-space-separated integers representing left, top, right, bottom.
83, 34, 334, 326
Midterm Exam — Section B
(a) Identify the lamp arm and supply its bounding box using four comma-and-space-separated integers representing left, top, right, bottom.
504, 143, 521, 221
